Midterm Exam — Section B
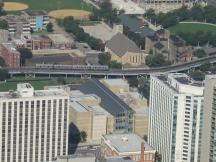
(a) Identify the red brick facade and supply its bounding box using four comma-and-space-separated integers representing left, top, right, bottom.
101, 139, 155, 162
0, 44, 20, 68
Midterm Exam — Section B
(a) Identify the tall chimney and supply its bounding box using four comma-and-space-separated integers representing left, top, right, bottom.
140, 142, 145, 162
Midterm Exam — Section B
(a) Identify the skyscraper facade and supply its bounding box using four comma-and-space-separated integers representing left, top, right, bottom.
200, 75, 216, 162
0, 83, 69, 162
148, 73, 204, 162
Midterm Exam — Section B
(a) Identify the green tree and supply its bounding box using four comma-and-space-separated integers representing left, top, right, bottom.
80, 131, 87, 142
190, 5, 204, 21
108, 60, 122, 69
146, 54, 171, 67
0, 2, 6, 16
98, 53, 111, 65
199, 62, 211, 71
0, 56, 6, 66
0, 69, 9, 81
17, 48, 33, 66
193, 49, 207, 58
127, 77, 139, 88
0, 19, 8, 29
189, 70, 205, 81
46, 22, 53, 32
57, 77, 66, 85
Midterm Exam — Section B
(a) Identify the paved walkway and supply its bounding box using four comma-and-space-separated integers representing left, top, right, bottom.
180, 21, 216, 27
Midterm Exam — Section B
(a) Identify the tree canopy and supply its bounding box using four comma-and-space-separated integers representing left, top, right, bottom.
62, 17, 104, 50
0, 56, 6, 67
145, 54, 171, 67
0, 69, 9, 81
145, 5, 216, 28
0, 3, 6, 16
0, 19, 8, 29
98, 53, 122, 69
46, 22, 53, 32
193, 49, 207, 58
90, 0, 120, 25
189, 70, 205, 81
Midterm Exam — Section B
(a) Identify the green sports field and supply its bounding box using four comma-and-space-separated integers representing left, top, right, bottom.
0, 77, 86, 92
5, 0, 93, 11
169, 23, 216, 34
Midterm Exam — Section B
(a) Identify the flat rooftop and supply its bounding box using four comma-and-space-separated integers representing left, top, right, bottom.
47, 34, 71, 44
157, 73, 203, 87
1, 43, 20, 54
103, 133, 154, 153
102, 79, 128, 86
23, 10, 47, 16
105, 157, 135, 162
71, 79, 134, 116
70, 91, 110, 115
3, 15, 28, 23
0, 87, 68, 100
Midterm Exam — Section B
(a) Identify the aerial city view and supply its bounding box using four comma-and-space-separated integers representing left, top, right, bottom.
0, 0, 216, 161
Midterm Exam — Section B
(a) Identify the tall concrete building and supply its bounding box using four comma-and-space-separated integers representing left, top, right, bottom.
148, 73, 204, 162
199, 75, 216, 162
0, 83, 69, 162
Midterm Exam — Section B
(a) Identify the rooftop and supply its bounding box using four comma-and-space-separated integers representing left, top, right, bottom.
104, 157, 135, 162
102, 79, 129, 86
47, 34, 71, 44
3, 15, 28, 23
155, 73, 204, 95
56, 154, 95, 162
103, 133, 154, 153
106, 33, 140, 57
1, 43, 20, 54
0, 83, 68, 99
70, 91, 110, 116
22, 10, 47, 16
71, 79, 134, 116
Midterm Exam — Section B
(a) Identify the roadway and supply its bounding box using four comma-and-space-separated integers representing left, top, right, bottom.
6, 55, 216, 77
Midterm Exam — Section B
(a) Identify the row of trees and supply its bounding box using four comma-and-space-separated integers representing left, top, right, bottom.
178, 31, 216, 47
0, 3, 6, 16
90, 0, 120, 26
98, 53, 122, 69
62, 17, 104, 50
145, 53, 171, 67
127, 77, 150, 100
123, 26, 145, 50
145, 5, 216, 28
0, 19, 8, 29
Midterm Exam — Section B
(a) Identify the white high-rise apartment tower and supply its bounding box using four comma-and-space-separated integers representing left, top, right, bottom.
0, 83, 69, 162
200, 75, 216, 162
148, 73, 204, 162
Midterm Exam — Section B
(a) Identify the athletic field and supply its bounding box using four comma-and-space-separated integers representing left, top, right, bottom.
169, 22, 216, 34
5, 0, 93, 11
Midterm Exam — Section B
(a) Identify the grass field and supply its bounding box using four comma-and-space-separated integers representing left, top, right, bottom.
169, 23, 216, 34
5, 0, 93, 11
0, 77, 86, 92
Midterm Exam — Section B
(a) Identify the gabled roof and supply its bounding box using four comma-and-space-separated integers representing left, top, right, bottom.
106, 33, 140, 58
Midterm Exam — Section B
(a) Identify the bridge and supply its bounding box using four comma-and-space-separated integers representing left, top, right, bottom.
6, 55, 216, 77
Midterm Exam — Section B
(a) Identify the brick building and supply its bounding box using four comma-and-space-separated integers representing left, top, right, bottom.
30, 35, 53, 50
101, 134, 156, 162
145, 29, 192, 63
0, 43, 20, 67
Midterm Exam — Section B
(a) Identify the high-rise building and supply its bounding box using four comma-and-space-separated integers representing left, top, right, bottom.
199, 75, 216, 162
0, 83, 69, 162
148, 73, 204, 162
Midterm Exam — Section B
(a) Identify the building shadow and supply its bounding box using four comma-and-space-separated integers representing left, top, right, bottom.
68, 122, 80, 154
